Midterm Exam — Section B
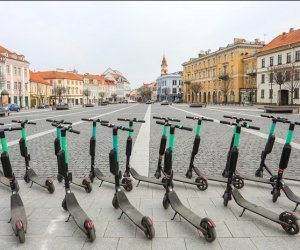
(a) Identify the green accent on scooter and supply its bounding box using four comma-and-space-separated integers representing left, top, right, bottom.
269, 122, 276, 140
1, 137, 8, 153
196, 124, 201, 136
233, 128, 241, 148
286, 129, 294, 144
129, 125, 133, 137
92, 126, 96, 137
21, 128, 27, 146
163, 126, 168, 136
56, 128, 62, 147
61, 135, 68, 164
113, 134, 119, 162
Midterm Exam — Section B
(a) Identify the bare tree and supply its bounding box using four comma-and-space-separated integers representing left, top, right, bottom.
139, 86, 152, 102
269, 65, 290, 105
111, 93, 117, 102
83, 88, 91, 104
283, 66, 300, 105
190, 83, 202, 103
53, 85, 67, 103
98, 91, 105, 104
165, 87, 171, 102
219, 78, 231, 104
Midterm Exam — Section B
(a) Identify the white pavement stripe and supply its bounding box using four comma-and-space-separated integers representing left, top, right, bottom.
206, 106, 262, 112
3, 105, 138, 148
170, 105, 300, 150
3, 106, 112, 127
206, 107, 262, 118
130, 104, 151, 176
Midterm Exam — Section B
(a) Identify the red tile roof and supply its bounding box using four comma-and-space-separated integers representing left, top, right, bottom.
260, 29, 300, 53
37, 71, 84, 81
0, 45, 29, 63
30, 71, 51, 85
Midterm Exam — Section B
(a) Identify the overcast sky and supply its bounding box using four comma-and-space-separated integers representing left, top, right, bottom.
1, 1, 299, 88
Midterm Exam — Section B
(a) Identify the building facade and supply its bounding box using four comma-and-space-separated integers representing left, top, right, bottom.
0, 45, 30, 107
156, 72, 182, 102
257, 28, 300, 105
182, 38, 263, 104
30, 71, 52, 108
38, 69, 84, 105
83, 73, 103, 105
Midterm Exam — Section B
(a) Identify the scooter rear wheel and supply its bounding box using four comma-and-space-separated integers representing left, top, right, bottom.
232, 176, 244, 189
84, 183, 93, 193
17, 228, 25, 243
255, 169, 263, 178
57, 174, 63, 183
279, 212, 300, 235
24, 173, 30, 183
154, 170, 161, 179
87, 227, 96, 242
122, 178, 133, 192
195, 177, 208, 191
47, 182, 55, 194
112, 195, 119, 209
162, 194, 170, 209
200, 218, 216, 242
142, 216, 155, 240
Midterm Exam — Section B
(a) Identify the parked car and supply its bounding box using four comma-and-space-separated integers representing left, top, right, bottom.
37, 104, 49, 109
146, 100, 152, 104
54, 102, 69, 110
1, 104, 20, 112
161, 100, 169, 106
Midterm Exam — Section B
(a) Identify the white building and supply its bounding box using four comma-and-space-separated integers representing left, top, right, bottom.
0, 45, 30, 107
83, 73, 102, 104
156, 72, 182, 102
257, 28, 300, 105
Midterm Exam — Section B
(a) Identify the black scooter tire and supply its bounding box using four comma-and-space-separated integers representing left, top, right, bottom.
57, 174, 63, 183
89, 172, 95, 183
200, 218, 216, 242
232, 176, 244, 189
122, 178, 133, 192
24, 173, 30, 183
162, 194, 170, 209
195, 177, 208, 191
223, 192, 230, 207
14, 180, 20, 193
112, 195, 119, 209
272, 188, 280, 203
279, 212, 300, 235
17, 228, 25, 243
186, 170, 192, 179
255, 169, 263, 178
154, 171, 161, 179
87, 227, 96, 242
84, 183, 93, 193
62, 198, 67, 211
142, 216, 155, 239
47, 182, 55, 194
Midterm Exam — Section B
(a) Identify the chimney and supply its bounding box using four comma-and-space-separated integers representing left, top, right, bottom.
289, 28, 294, 32
282, 32, 286, 35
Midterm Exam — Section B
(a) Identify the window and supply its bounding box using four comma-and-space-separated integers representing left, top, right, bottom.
261, 89, 265, 99
286, 71, 291, 81
261, 58, 265, 68
278, 54, 282, 65
269, 73, 274, 83
270, 56, 273, 66
6, 65, 10, 74
25, 83, 28, 91
287, 53, 291, 63
295, 88, 299, 99
14, 82, 17, 90
295, 70, 300, 81
213, 58, 216, 64
14, 67, 17, 75
172, 88, 177, 94
208, 70, 210, 78
18, 82, 21, 90
58, 80, 61, 84
296, 51, 300, 62
7, 81, 10, 89
269, 89, 273, 99
224, 54, 227, 62
261, 74, 265, 83
18, 68, 21, 76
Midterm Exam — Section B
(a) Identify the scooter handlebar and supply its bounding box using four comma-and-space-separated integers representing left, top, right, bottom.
224, 115, 252, 122
68, 128, 80, 134
12, 120, 36, 125
4, 127, 22, 131
0, 123, 4, 125
81, 118, 92, 122
46, 119, 72, 125
118, 118, 145, 123
120, 127, 134, 132
177, 125, 193, 131
220, 120, 237, 126
156, 121, 167, 126
245, 124, 260, 130
153, 116, 180, 122
295, 122, 300, 126
186, 116, 214, 122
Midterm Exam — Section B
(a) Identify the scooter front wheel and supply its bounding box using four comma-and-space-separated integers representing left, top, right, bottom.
84, 182, 93, 193
223, 192, 230, 207
279, 212, 300, 235
89, 172, 95, 183
232, 176, 244, 189
255, 169, 263, 178
47, 181, 55, 194
186, 170, 192, 179
200, 217, 216, 242
195, 177, 208, 191
112, 195, 119, 209
122, 178, 133, 192
57, 174, 63, 183
62, 198, 67, 211
162, 194, 170, 209
142, 216, 155, 239
24, 173, 30, 183
272, 188, 280, 202
270, 176, 277, 187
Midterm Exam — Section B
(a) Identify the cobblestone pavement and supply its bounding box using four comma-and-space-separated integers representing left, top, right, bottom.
1, 103, 300, 249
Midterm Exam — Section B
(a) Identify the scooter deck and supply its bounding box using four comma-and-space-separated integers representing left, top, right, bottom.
193, 167, 228, 183
232, 189, 281, 223
130, 168, 165, 186
167, 191, 202, 229
27, 169, 48, 188
66, 193, 90, 233
117, 191, 143, 227
0, 170, 10, 187
282, 175, 300, 182
173, 175, 200, 186
94, 168, 115, 184
11, 193, 27, 232
235, 171, 272, 185
282, 184, 300, 205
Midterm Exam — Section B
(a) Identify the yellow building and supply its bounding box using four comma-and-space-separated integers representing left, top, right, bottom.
182, 38, 263, 104
30, 71, 52, 107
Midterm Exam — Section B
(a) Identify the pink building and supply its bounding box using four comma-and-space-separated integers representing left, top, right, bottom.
0, 45, 30, 107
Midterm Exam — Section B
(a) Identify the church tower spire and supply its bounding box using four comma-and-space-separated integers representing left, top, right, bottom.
161, 53, 168, 76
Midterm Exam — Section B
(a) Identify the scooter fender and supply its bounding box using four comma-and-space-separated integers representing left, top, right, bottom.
19, 138, 28, 158
1, 152, 13, 178
11, 193, 27, 233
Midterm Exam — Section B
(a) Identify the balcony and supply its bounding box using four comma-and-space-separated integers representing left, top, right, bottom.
218, 73, 229, 81
246, 69, 256, 76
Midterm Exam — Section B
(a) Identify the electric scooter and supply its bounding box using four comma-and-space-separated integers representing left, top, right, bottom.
101, 122, 155, 239
46, 119, 92, 193
0, 126, 27, 243
52, 123, 96, 242
159, 123, 216, 242
0, 123, 19, 192
255, 115, 289, 178
271, 121, 300, 211
12, 119, 55, 193
220, 120, 299, 235
184, 115, 245, 190
81, 118, 133, 191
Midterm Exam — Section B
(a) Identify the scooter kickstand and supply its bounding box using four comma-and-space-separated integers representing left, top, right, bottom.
293, 203, 299, 212
65, 214, 72, 222
99, 181, 103, 188
8, 218, 12, 223
239, 208, 246, 217
30, 181, 34, 188
118, 212, 124, 220
171, 212, 178, 221
136, 181, 140, 187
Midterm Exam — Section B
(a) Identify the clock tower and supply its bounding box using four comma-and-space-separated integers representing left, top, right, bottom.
161, 53, 168, 76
